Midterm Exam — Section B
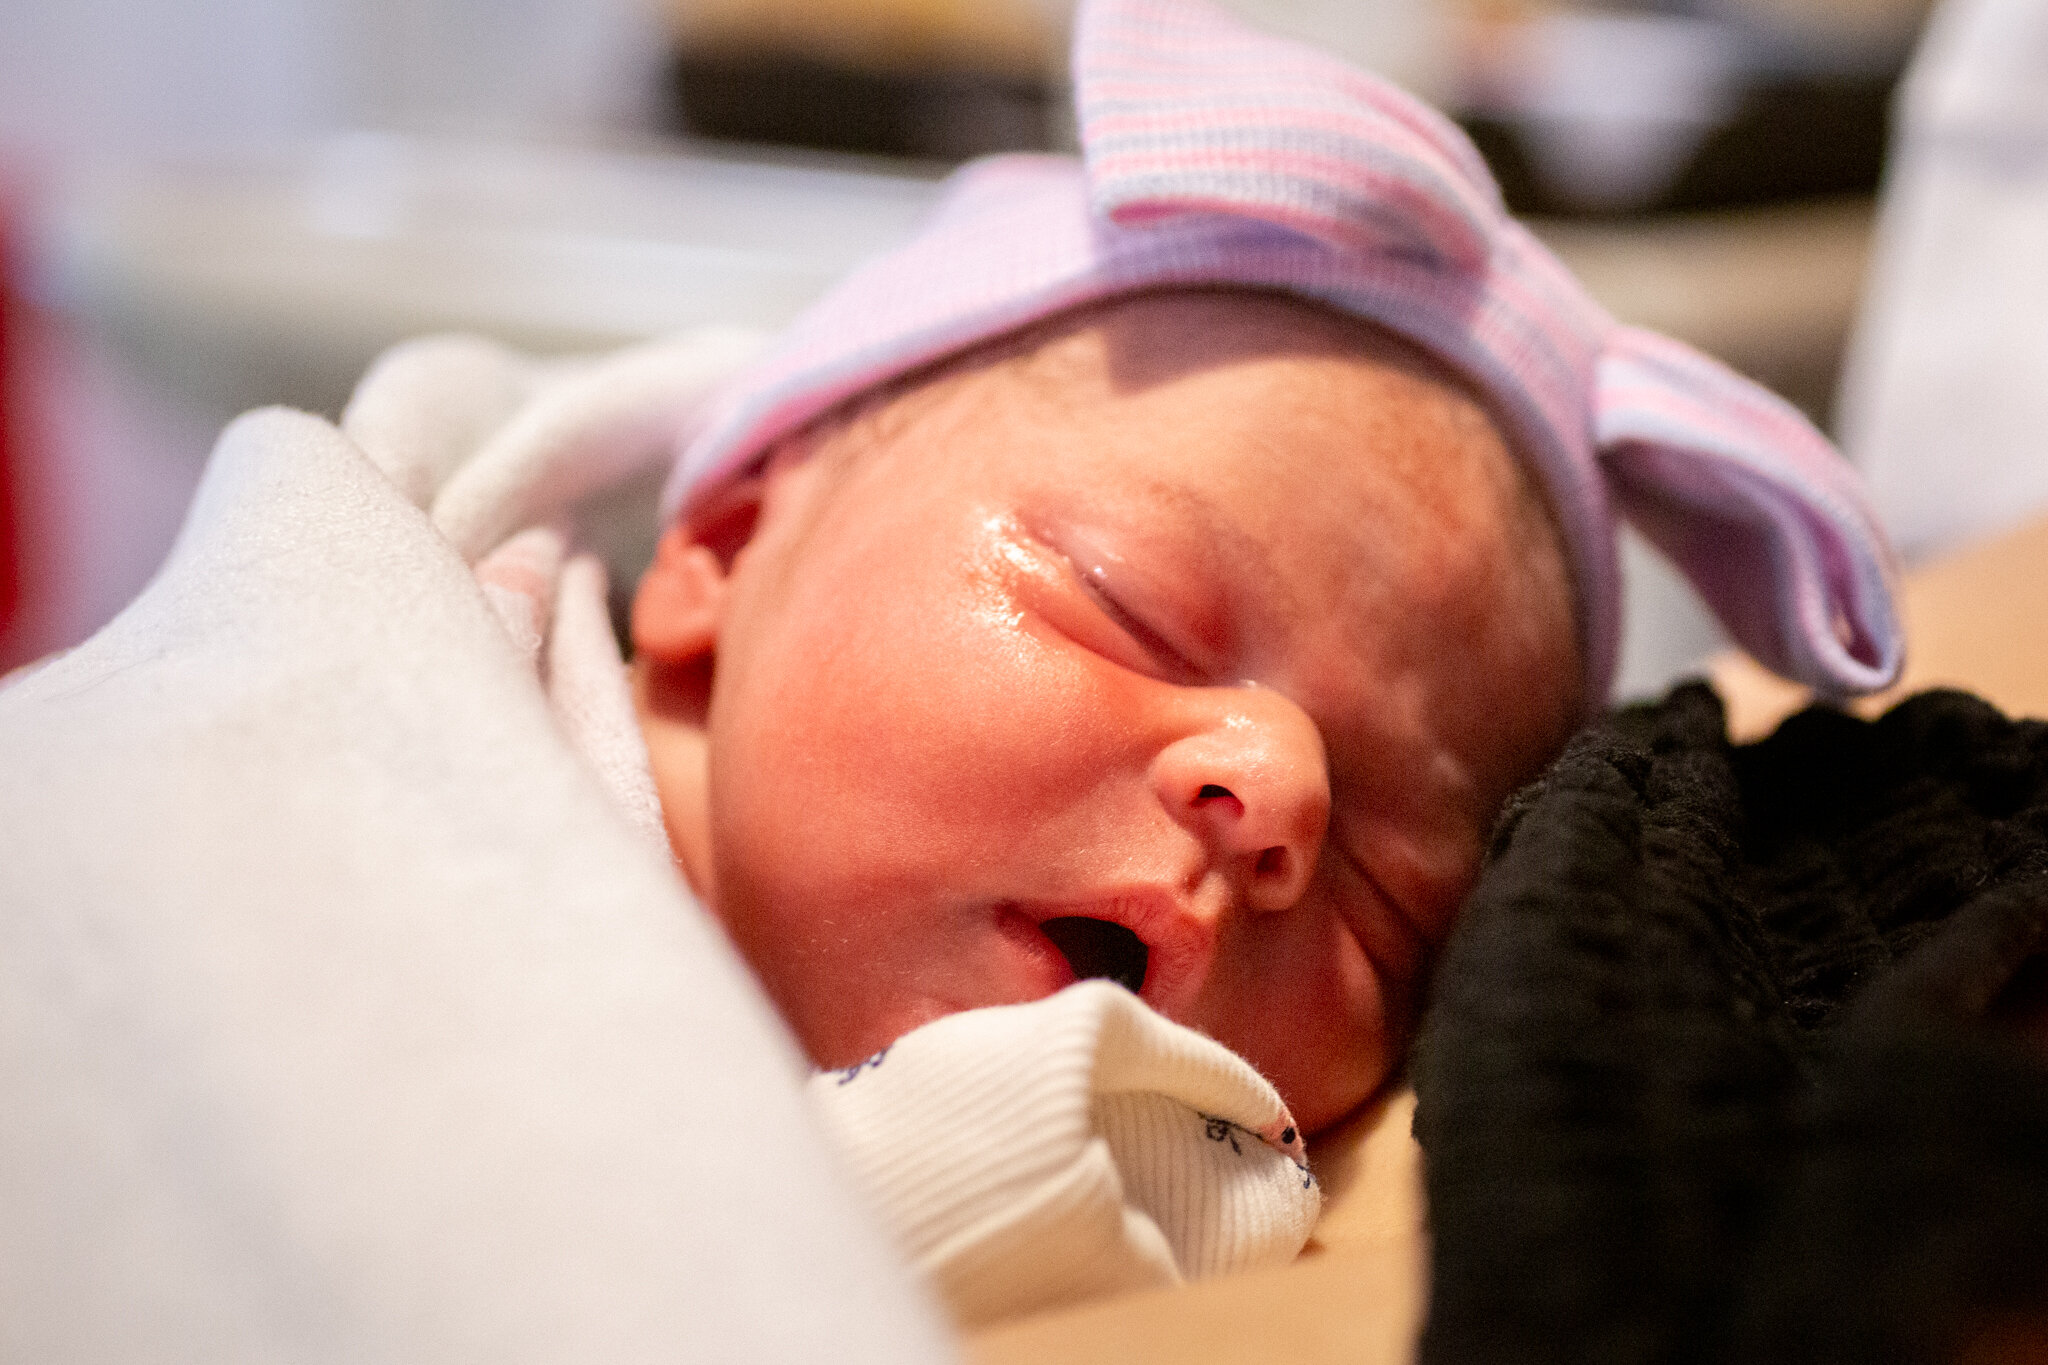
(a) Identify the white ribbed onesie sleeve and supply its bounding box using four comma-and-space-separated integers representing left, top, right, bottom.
808, 981, 1321, 1327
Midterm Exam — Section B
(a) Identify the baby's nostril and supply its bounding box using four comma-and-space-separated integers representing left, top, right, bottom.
1198, 784, 1232, 801
1041, 917, 1149, 994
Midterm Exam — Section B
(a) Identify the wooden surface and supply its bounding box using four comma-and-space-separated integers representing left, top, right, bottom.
968, 1238, 1424, 1365
967, 1089, 1428, 1365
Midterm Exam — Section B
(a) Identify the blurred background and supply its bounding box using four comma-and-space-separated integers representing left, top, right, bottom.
0, 0, 1969, 693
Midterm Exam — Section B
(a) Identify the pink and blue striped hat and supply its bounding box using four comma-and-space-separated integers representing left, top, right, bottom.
663, 0, 1902, 700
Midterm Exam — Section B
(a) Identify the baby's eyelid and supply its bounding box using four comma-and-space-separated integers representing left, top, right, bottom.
1079, 565, 1204, 681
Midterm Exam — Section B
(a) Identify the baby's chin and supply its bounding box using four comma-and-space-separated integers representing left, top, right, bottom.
782, 989, 964, 1072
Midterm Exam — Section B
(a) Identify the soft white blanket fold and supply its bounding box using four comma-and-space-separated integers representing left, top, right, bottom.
0, 329, 957, 1365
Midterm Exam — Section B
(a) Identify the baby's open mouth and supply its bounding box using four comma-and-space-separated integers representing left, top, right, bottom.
1040, 917, 1149, 994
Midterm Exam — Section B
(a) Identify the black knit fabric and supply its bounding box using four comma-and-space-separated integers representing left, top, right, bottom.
1413, 684, 2048, 1365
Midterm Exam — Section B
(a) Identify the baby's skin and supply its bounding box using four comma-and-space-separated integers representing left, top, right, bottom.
630, 287, 1582, 1133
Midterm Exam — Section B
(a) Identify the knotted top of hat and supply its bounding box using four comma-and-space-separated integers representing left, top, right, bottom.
662, 0, 1902, 701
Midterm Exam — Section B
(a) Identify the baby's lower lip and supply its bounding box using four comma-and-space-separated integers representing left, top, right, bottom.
992, 902, 1081, 999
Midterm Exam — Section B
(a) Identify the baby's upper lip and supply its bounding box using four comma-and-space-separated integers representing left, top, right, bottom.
1007, 888, 1215, 1014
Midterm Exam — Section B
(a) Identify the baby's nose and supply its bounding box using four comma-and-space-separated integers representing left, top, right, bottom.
1148, 687, 1331, 912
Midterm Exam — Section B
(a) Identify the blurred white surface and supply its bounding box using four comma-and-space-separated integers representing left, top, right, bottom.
1470, 13, 1747, 214
29, 137, 942, 416
1612, 529, 1728, 704
13, 138, 940, 655
0, 0, 719, 659
1837, 0, 2048, 562
0, 0, 664, 160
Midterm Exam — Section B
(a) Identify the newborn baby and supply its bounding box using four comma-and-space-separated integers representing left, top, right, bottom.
632, 287, 1580, 1134
626, 0, 1903, 1141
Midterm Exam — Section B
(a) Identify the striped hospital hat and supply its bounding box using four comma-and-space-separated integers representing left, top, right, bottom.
662, 0, 1902, 700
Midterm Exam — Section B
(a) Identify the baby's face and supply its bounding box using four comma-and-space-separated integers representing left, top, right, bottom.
635, 290, 1580, 1131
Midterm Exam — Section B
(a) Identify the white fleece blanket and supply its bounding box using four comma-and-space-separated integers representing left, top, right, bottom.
0, 329, 965, 1364
0, 327, 1317, 1358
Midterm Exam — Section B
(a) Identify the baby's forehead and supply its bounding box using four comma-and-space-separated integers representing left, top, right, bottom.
884, 289, 1544, 540
819, 290, 1505, 484
963, 288, 1490, 412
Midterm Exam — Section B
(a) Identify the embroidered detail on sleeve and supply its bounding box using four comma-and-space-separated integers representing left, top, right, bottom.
833, 1045, 891, 1085
1199, 1111, 1318, 1188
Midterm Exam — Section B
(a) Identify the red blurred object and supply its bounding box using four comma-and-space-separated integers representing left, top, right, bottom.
0, 180, 19, 646
0, 165, 53, 672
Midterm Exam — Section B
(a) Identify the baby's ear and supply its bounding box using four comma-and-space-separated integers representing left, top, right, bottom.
632, 522, 733, 665
632, 471, 771, 663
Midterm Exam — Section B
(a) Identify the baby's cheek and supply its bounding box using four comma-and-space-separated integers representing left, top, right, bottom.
1206, 912, 1395, 1133
866, 608, 1127, 807
720, 578, 1108, 888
